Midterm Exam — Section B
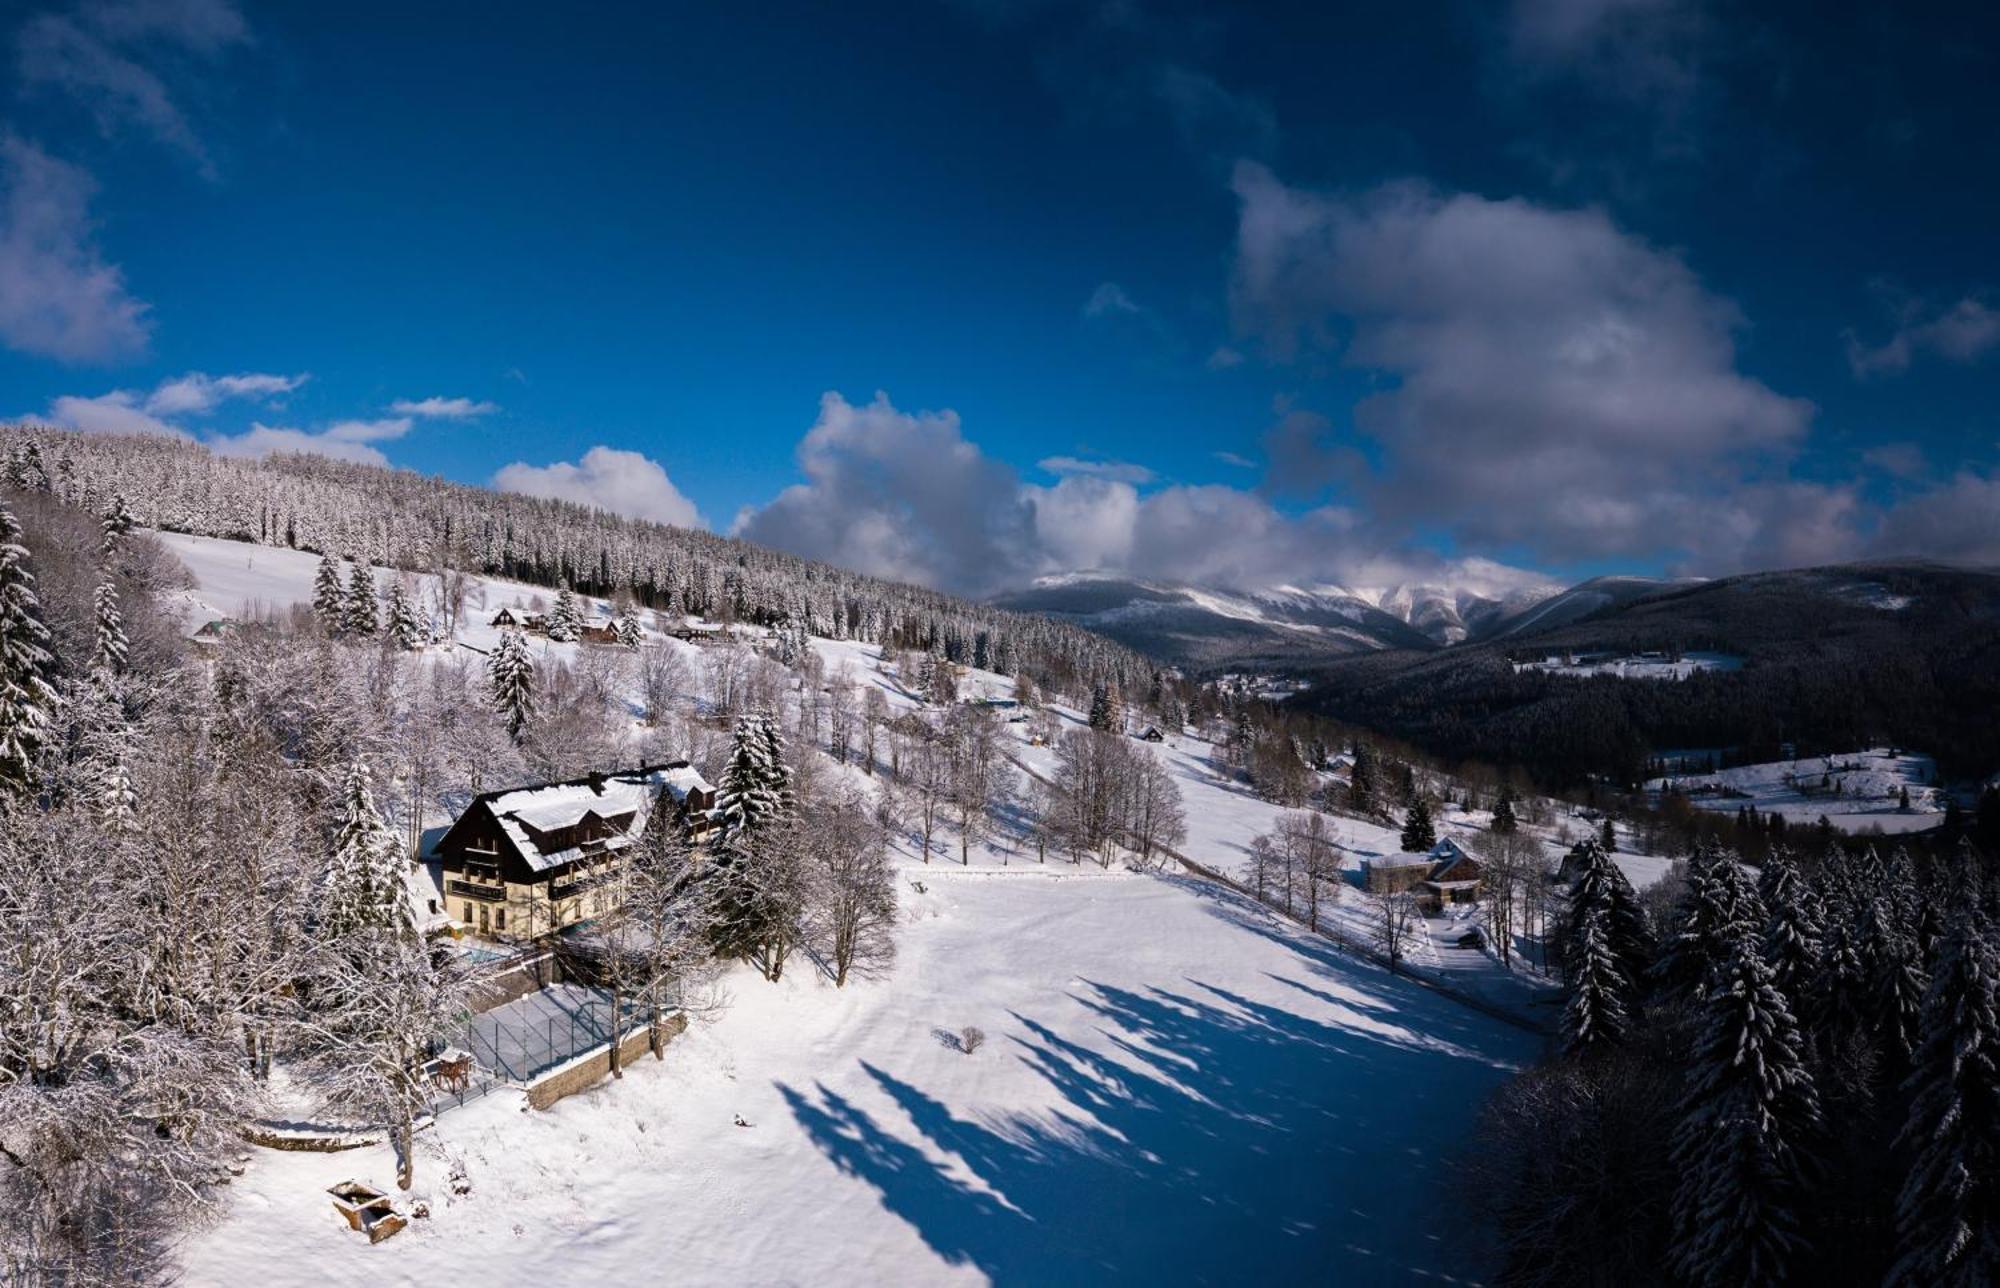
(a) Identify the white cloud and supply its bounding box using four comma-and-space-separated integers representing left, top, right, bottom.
16, 0, 251, 179
495, 446, 704, 529
321, 417, 412, 443
1212, 450, 1256, 468
1037, 455, 1157, 485
1082, 282, 1142, 318
390, 395, 498, 418
1869, 470, 2000, 566
1205, 345, 1245, 369
731, 391, 1554, 597
48, 389, 185, 437
43, 370, 418, 466
144, 369, 306, 415
1846, 296, 2000, 379
0, 136, 151, 362
210, 423, 391, 467
1228, 163, 1818, 570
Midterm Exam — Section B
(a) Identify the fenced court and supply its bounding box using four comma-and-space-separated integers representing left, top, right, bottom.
462, 982, 650, 1083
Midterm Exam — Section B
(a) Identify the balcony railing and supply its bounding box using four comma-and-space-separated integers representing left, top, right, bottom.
446, 879, 505, 903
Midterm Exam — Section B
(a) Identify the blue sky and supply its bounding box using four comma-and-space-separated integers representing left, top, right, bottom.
2, 0, 1996, 595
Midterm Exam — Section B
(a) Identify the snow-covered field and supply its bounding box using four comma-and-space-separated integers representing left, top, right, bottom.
1514, 650, 1742, 681
1646, 747, 1944, 835
158, 531, 1546, 1284
184, 872, 1532, 1285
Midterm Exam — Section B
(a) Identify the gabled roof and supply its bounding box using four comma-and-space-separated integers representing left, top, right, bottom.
1426, 851, 1484, 886
447, 763, 713, 874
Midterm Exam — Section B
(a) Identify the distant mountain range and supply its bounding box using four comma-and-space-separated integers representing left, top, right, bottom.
988, 569, 1688, 673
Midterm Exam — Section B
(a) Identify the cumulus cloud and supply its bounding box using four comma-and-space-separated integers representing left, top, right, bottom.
1868, 470, 2000, 567
1845, 296, 2000, 379
144, 369, 306, 415
495, 446, 704, 529
1037, 455, 1157, 485
1227, 163, 1818, 569
209, 423, 392, 467
390, 395, 498, 418
731, 391, 1555, 599
0, 136, 151, 362
16, 0, 251, 178
48, 389, 184, 437
42, 371, 421, 466
734, 392, 1034, 594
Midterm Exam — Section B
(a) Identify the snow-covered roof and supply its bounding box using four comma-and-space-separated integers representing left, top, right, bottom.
481, 765, 713, 874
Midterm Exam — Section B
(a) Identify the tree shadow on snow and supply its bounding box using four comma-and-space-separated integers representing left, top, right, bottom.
776, 964, 1526, 1285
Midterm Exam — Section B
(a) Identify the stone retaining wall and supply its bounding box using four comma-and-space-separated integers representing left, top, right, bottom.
526, 1013, 689, 1110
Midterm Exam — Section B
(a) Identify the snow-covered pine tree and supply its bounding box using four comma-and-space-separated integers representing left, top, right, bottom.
91, 575, 127, 676
757, 712, 795, 818
1656, 841, 1766, 1004
1086, 681, 1123, 732
385, 577, 425, 650
343, 559, 380, 635
547, 585, 581, 641
713, 714, 783, 841
0, 504, 59, 800
1670, 927, 1823, 1287
1866, 895, 1931, 1076
321, 761, 412, 937
98, 746, 140, 834
616, 603, 643, 648
1759, 849, 1825, 1017
100, 493, 133, 561
1558, 837, 1653, 987
313, 553, 346, 631
1400, 797, 1436, 853
1890, 914, 2000, 1287
1562, 900, 1633, 1056
1491, 785, 1518, 834
486, 628, 536, 742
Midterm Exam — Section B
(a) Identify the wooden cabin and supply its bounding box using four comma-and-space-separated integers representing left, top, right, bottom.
432, 763, 716, 940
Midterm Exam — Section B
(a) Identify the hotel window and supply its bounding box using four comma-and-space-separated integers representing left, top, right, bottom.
495, 908, 506, 931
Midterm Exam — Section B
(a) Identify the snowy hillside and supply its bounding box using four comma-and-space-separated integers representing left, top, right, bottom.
152, 531, 1547, 1284
1646, 748, 1946, 835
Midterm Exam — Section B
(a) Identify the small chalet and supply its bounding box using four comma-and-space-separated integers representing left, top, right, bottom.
188, 618, 238, 645
578, 617, 621, 644
433, 763, 716, 940
1420, 844, 1485, 910
1363, 837, 1481, 907
1136, 725, 1166, 743
490, 608, 521, 628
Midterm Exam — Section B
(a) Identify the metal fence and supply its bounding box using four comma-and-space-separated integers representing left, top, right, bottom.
461, 982, 652, 1084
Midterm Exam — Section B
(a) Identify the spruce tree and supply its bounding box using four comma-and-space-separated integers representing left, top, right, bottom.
0, 505, 59, 801
616, 604, 643, 648
313, 553, 346, 632
486, 629, 536, 742
714, 714, 784, 841
1562, 901, 1632, 1057
91, 576, 127, 676
1491, 785, 1518, 835
1866, 895, 1931, 1076
1400, 797, 1436, 853
1561, 837, 1653, 985
548, 586, 581, 642
1890, 915, 2000, 1287
322, 762, 412, 937
385, 578, 425, 650
1657, 843, 1766, 1005
1670, 929, 1823, 1287
344, 560, 380, 635
1759, 850, 1825, 1018
100, 493, 133, 561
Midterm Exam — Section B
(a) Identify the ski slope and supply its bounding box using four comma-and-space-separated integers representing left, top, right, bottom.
158, 532, 1541, 1284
